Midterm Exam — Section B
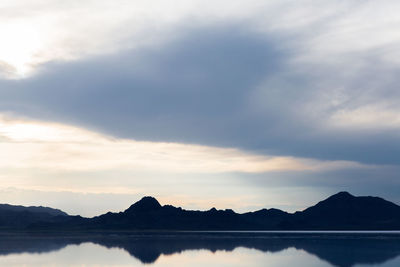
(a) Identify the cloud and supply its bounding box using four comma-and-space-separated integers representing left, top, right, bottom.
0, 26, 282, 145
0, 114, 366, 176
0, 0, 280, 78
1, 1, 400, 165
1, 21, 400, 166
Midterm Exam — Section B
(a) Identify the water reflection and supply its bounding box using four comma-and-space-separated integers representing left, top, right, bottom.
0, 232, 399, 267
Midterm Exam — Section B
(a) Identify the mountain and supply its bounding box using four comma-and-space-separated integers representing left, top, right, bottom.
290, 191, 400, 230
4, 192, 400, 231
0, 204, 68, 229
0, 204, 67, 216
125, 196, 162, 212
88, 197, 257, 230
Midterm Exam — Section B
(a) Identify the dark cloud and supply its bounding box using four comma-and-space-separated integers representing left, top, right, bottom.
1, 25, 400, 165
0, 26, 284, 144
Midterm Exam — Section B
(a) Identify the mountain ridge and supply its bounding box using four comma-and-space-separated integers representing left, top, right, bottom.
3, 192, 400, 231
0, 203, 68, 216
0, 203, 68, 229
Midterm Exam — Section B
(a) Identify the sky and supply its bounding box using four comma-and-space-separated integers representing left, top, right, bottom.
0, 0, 399, 217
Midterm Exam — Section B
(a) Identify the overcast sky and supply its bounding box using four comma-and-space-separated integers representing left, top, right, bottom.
0, 0, 399, 216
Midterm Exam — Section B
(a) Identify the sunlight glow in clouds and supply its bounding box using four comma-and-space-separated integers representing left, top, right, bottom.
1, 0, 400, 79
0, 22, 42, 77
0, 114, 360, 175
0, 0, 259, 78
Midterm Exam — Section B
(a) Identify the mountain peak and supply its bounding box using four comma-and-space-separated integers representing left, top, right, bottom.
125, 196, 162, 213
330, 191, 354, 199
311, 191, 355, 208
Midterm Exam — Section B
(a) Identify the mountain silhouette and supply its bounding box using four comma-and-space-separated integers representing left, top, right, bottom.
0, 204, 67, 216
0, 204, 68, 229
290, 192, 400, 230
4, 192, 400, 230
125, 196, 162, 213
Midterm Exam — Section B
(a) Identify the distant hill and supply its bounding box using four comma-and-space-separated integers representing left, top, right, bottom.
0, 204, 68, 229
4, 192, 400, 231
0, 204, 67, 216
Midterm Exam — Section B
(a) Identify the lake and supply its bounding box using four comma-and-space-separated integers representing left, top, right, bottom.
0, 232, 399, 266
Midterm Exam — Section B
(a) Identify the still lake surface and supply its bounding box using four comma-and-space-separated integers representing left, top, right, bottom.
0, 231, 399, 266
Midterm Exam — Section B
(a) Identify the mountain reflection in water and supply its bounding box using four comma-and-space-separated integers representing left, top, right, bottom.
0, 232, 399, 267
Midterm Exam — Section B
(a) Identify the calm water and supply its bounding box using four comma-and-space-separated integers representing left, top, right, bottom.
0, 232, 400, 266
